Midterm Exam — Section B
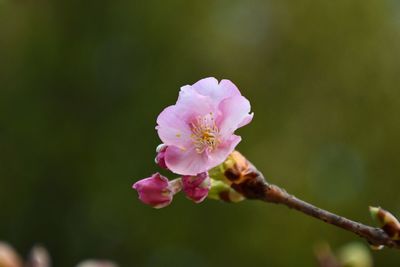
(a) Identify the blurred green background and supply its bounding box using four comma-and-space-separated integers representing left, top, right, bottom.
1, 0, 400, 266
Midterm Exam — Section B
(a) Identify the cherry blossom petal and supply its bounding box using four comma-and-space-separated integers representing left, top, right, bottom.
217, 95, 252, 136
190, 77, 241, 103
238, 113, 254, 128
156, 105, 192, 148
209, 135, 242, 165
164, 146, 210, 176
177, 85, 216, 118
219, 79, 241, 97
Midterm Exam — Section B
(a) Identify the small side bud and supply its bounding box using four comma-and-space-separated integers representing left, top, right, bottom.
182, 172, 211, 203
368, 206, 380, 221
369, 206, 400, 240
132, 173, 182, 209
208, 151, 251, 184
207, 179, 244, 203
154, 144, 168, 169
156, 144, 167, 153
223, 151, 250, 183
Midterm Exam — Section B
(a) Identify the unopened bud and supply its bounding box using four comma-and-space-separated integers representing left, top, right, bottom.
208, 151, 251, 184
223, 151, 250, 183
156, 144, 167, 153
369, 206, 400, 240
132, 173, 182, 209
154, 144, 168, 169
182, 172, 210, 203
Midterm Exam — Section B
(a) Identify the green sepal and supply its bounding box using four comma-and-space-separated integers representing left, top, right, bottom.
207, 179, 244, 203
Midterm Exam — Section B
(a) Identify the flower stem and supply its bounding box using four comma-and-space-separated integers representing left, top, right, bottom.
225, 153, 400, 249
262, 182, 398, 249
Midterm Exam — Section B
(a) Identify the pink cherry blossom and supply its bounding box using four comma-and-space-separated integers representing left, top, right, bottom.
156, 77, 253, 176
132, 173, 181, 209
182, 172, 211, 203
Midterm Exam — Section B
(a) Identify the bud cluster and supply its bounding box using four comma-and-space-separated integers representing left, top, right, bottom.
132, 145, 214, 208
133, 147, 253, 208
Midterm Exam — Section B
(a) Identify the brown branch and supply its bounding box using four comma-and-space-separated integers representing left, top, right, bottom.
223, 151, 400, 249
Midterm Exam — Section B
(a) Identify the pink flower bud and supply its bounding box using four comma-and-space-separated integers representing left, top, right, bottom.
154, 144, 168, 169
132, 173, 181, 209
182, 172, 211, 203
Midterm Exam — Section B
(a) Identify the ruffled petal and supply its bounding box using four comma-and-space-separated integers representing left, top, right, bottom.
156, 105, 192, 148
191, 77, 240, 102
191, 77, 219, 97
238, 113, 254, 128
217, 95, 252, 136
177, 85, 216, 117
209, 135, 242, 166
219, 79, 241, 97
164, 146, 209, 176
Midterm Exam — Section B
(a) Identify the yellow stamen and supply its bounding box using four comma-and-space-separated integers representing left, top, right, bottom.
190, 114, 221, 154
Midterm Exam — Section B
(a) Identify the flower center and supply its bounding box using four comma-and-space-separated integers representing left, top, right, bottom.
190, 113, 220, 154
